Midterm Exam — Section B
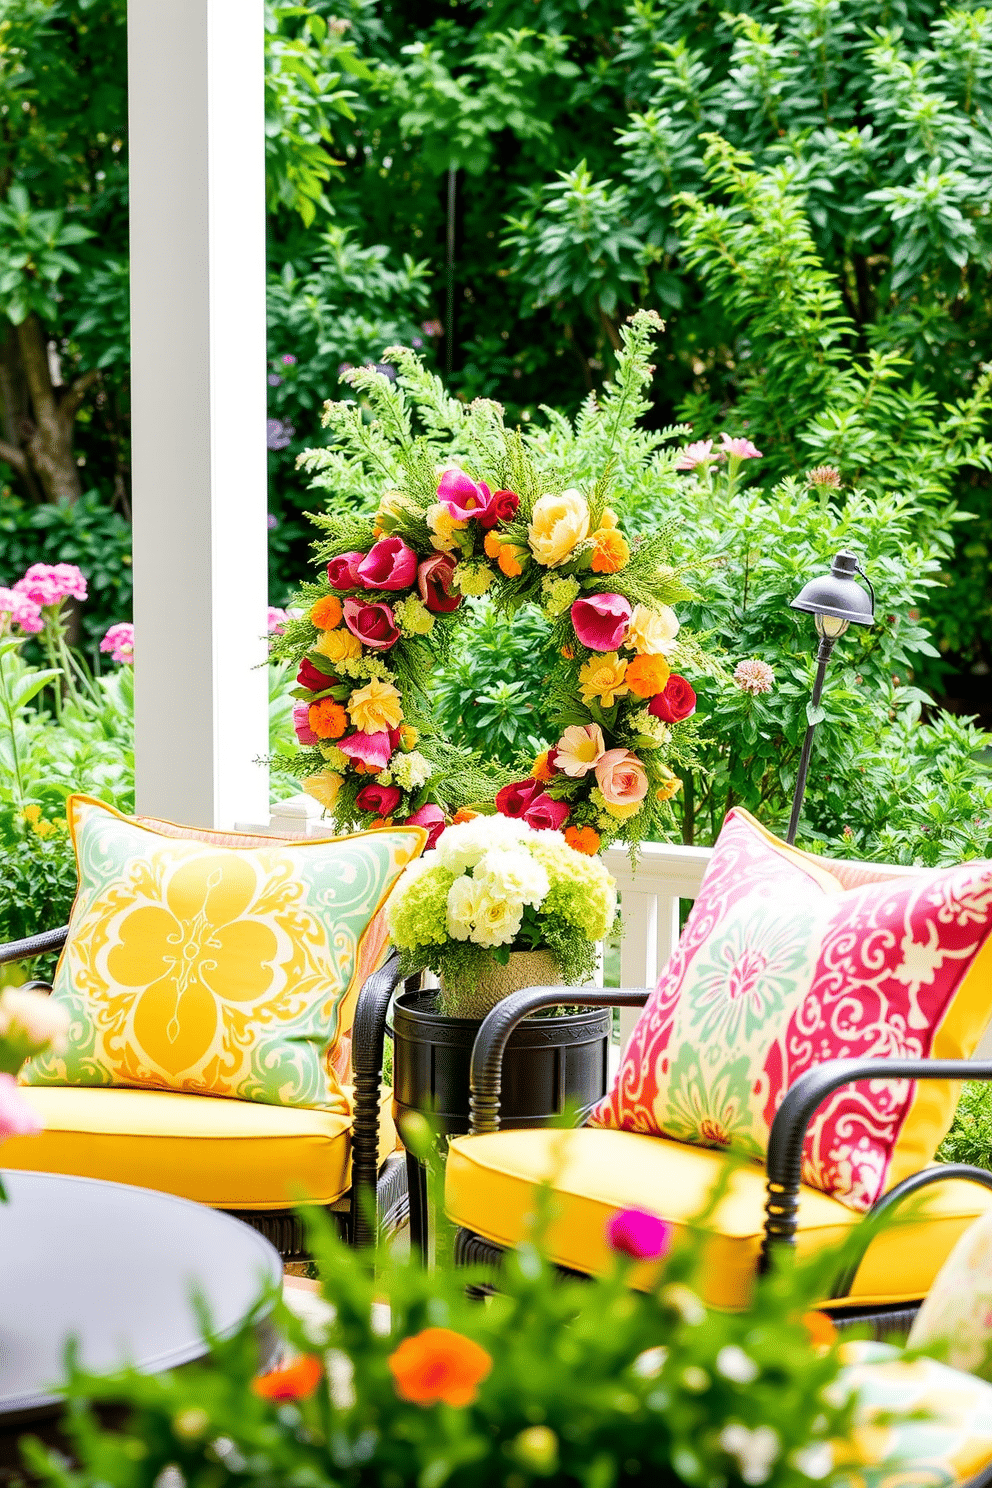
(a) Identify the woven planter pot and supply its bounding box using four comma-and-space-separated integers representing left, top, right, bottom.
438, 949, 561, 1021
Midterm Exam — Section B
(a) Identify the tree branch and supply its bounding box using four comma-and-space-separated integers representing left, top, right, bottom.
0, 436, 28, 475
60, 368, 100, 421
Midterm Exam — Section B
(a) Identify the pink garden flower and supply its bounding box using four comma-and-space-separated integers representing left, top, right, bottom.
99, 622, 134, 664
343, 597, 400, 651
437, 470, 493, 522
571, 593, 632, 652
15, 562, 87, 606
606, 1207, 672, 1261
675, 439, 720, 471
293, 702, 320, 746
267, 607, 289, 634
719, 433, 762, 460
404, 803, 447, 849
327, 551, 368, 590
0, 587, 43, 635
523, 794, 570, 832
357, 537, 419, 591
733, 658, 775, 695
339, 730, 393, 771
0, 1073, 43, 1139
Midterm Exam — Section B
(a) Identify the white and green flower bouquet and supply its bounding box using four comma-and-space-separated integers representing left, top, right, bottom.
387, 815, 617, 1017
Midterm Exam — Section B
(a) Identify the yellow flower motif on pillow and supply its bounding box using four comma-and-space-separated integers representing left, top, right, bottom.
106, 855, 278, 1077
22, 798, 428, 1111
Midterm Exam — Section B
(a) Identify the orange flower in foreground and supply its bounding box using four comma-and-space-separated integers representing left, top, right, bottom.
483, 531, 502, 561
252, 1353, 322, 1402
309, 698, 348, 740
310, 594, 343, 631
590, 527, 630, 575
389, 1327, 492, 1407
802, 1311, 838, 1349
565, 825, 601, 855
451, 808, 479, 825
626, 654, 671, 699
531, 751, 556, 783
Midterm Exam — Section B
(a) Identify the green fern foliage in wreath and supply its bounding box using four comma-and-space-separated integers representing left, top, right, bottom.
271, 310, 719, 853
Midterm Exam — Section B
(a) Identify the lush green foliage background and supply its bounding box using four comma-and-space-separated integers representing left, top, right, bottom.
1, 0, 991, 706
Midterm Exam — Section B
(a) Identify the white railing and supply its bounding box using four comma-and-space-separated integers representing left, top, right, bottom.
240, 796, 989, 1056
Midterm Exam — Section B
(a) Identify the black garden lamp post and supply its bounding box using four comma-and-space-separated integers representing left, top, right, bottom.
786, 550, 874, 845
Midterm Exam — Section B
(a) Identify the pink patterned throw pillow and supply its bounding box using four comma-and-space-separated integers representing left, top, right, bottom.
591, 809, 992, 1210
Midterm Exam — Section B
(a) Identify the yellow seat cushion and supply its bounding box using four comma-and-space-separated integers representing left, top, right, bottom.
444, 1127, 992, 1311
1, 1085, 396, 1210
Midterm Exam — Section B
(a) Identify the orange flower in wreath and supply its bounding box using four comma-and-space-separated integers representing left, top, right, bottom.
565, 825, 601, 855
626, 654, 671, 699
252, 1353, 322, 1402
590, 512, 630, 574
308, 698, 348, 740
451, 808, 479, 825
389, 1327, 492, 1408
483, 530, 524, 578
309, 595, 343, 630
530, 751, 556, 783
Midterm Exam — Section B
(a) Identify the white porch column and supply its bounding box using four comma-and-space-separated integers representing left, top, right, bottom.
128, 0, 269, 828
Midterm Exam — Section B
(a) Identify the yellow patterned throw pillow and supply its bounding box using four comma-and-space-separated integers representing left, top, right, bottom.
23, 796, 426, 1112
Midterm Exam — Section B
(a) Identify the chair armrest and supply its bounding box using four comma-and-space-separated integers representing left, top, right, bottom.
468, 986, 650, 1135
0, 927, 69, 967
349, 951, 406, 1248
761, 1057, 992, 1281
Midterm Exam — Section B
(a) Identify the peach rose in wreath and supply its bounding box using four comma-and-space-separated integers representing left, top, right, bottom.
595, 749, 648, 815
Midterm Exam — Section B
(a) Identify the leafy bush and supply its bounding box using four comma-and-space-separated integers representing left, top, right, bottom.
939, 1081, 992, 1172
431, 601, 560, 768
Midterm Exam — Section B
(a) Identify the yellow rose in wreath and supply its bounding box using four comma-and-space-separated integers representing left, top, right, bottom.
528, 489, 590, 567
348, 678, 404, 734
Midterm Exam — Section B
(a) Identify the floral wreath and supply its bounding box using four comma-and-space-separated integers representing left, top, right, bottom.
272, 315, 708, 856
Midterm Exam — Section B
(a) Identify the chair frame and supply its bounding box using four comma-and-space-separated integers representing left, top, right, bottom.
0, 928, 407, 1257
457, 984, 992, 1329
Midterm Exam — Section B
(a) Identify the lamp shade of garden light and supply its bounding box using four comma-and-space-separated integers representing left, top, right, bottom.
786, 551, 875, 845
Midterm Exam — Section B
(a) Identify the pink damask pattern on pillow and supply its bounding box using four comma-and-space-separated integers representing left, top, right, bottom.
590, 809, 992, 1209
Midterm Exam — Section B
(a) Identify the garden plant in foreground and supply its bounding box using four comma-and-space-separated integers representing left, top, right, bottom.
20, 1195, 858, 1488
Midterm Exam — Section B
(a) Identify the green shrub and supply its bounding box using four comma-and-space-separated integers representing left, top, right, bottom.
939, 1081, 992, 1172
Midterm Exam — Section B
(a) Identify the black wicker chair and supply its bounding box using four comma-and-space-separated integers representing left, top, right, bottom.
0, 928, 407, 1256
451, 984, 992, 1333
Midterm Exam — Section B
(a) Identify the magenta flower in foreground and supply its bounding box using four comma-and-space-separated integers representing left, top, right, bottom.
15, 562, 88, 606
100, 622, 134, 664
675, 439, 721, 471
0, 587, 43, 635
0, 1073, 43, 1139
404, 803, 446, 849
606, 1208, 672, 1261
719, 433, 762, 460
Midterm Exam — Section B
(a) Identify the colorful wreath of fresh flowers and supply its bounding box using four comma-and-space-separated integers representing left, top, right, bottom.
271, 311, 714, 853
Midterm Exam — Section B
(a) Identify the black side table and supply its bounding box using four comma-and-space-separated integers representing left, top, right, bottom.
0, 1169, 282, 1442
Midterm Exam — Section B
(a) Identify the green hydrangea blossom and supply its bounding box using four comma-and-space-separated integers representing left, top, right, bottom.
387, 865, 456, 949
